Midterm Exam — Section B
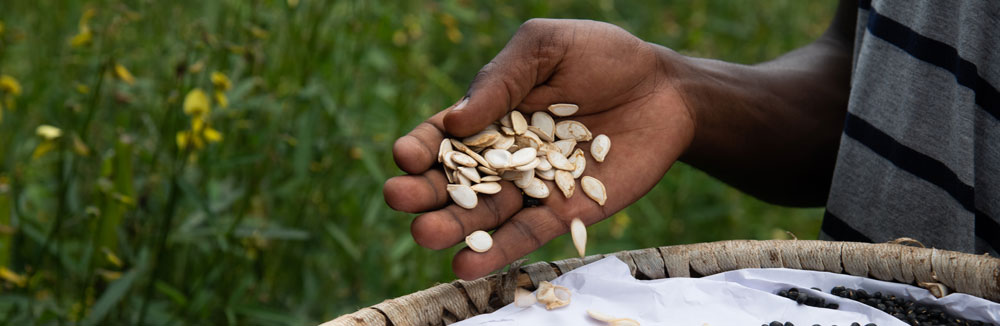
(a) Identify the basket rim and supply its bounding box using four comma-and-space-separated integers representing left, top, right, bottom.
323, 239, 1000, 326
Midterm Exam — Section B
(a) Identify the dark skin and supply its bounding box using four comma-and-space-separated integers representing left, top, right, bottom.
384, 0, 858, 280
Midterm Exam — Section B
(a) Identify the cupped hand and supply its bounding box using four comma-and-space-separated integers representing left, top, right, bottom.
384, 19, 695, 280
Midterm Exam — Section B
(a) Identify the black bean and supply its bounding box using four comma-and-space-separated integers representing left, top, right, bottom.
770, 321, 784, 326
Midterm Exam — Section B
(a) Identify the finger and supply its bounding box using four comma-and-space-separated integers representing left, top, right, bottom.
383, 169, 450, 213
444, 19, 566, 137
451, 206, 569, 280
392, 105, 454, 174
410, 181, 523, 250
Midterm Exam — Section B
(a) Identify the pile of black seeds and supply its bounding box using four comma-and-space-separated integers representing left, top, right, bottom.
776, 287, 840, 309
761, 322, 875, 326
830, 286, 995, 326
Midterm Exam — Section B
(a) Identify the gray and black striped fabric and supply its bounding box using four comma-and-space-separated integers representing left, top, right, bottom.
821, 0, 1000, 255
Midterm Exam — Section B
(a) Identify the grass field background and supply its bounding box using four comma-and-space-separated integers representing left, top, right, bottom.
0, 0, 833, 324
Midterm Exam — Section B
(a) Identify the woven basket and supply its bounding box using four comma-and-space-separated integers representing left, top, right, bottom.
324, 240, 1000, 326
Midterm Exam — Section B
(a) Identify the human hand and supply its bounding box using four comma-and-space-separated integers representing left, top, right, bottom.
384, 19, 695, 280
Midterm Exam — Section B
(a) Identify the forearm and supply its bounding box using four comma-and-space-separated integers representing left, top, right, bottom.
666, 30, 854, 206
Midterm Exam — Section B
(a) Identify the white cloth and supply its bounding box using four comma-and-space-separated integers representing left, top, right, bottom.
454, 256, 999, 326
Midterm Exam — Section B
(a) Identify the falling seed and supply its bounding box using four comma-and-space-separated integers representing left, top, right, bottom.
522, 177, 550, 199
547, 103, 579, 116
570, 218, 586, 257
514, 288, 537, 308
591, 134, 610, 163
465, 230, 493, 252
447, 184, 478, 209
511, 111, 528, 135
471, 182, 502, 194
555, 170, 575, 198
581, 176, 607, 206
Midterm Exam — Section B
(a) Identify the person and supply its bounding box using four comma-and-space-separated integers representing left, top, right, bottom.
383, 0, 1000, 280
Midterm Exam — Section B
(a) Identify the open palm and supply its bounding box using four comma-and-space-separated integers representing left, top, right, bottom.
384, 19, 695, 280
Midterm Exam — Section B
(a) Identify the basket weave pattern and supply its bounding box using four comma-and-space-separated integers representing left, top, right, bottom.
324, 240, 1000, 326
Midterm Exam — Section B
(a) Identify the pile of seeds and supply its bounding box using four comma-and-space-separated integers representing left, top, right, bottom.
513, 283, 640, 325
830, 286, 995, 326
776, 287, 840, 309
439, 104, 610, 254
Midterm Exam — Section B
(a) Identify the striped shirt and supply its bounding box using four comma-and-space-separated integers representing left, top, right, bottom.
821, 0, 1000, 255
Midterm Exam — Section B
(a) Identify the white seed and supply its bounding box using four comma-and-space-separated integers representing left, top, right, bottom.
522, 177, 550, 198
527, 126, 553, 142
553, 139, 576, 157
471, 182, 501, 194
510, 147, 537, 167
458, 166, 481, 183
483, 149, 512, 169
581, 176, 607, 206
500, 170, 522, 181
484, 124, 499, 132
570, 148, 586, 179
464, 148, 490, 167
555, 120, 592, 141
462, 130, 501, 147
492, 134, 515, 150
591, 134, 610, 163
500, 112, 513, 128
438, 138, 452, 163
547, 103, 579, 116
478, 165, 498, 176
536, 168, 555, 180
514, 169, 535, 188
535, 281, 571, 310
514, 288, 537, 308
451, 152, 478, 167
515, 157, 541, 171
443, 151, 458, 170
555, 170, 575, 198
511, 111, 528, 135
480, 175, 501, 182
536, 156, 552, 171
455, 170, 471, 186
444, 166, 455, 183
530, 111, 555, 141
609, 318, 640, 326
465, 230, 493, 252
546, 150, 575, 171
500, 126, 516, 136
587, 310, 616, 323
447, 184, 478, 209
450, 139, 469, 152
570, 218, 586, 257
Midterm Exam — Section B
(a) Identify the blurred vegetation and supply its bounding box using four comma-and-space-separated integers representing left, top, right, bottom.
0, 0, 834, 324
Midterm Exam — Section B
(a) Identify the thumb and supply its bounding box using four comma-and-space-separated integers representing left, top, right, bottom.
444, 19, 565, 137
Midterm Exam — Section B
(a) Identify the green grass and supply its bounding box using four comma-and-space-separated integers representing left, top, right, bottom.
0, 0, 834, 324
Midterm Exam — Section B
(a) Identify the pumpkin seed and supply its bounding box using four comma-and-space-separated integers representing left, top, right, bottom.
553, 139, 576, 157
458, 166, 481, 183
500, 112, 512, 128
536, 168, 555, 181
478, 165, 498, 176
492, 134, 515, 150
570, 148, 586, 179
555, 170, 575, 199
464, 148, 490, 167
515, 157, 541, 171
514, 170, 535, 189
546, 150, 575, 171
587, 309, 616, 322
510, 147, 537, 167
463, 129, 501, 147
465, 230, 493, 252
500, 125, 516, 136
547, 103, 579, 116
591, 134, 610, 163
511, 111, 528, 135
555, 120, 592, 141
455, 170, 471, 186
514, 287, 537, 308
570, 218, 586, 257
522, 177, 550, 198
581, 176, 607, 206
443, 151, 458, 170
471, 182, 501, 194
451, 152, 478, 167
530, 111, 555, 141
536, 156, 552, 171
609, 318, 640, 326
484, 149, 512, 169
447, 184, 478, 209
438, 138, 452, 163
450, 139, 470, 152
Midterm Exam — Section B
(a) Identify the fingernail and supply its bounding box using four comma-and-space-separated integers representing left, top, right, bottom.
452, 97, 469, 111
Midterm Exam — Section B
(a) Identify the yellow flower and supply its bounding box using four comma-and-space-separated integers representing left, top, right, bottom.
211, 72, 231, 91
182, 88, 210, 117
177, 117, 222, 150
36, 125, 63, 139
214, 91, 228, 108
203, 126, 222, 143
70, 25, 92, 48
0, 267, 26, 287
114, 64, 135, 85
0, 75, 21, 96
